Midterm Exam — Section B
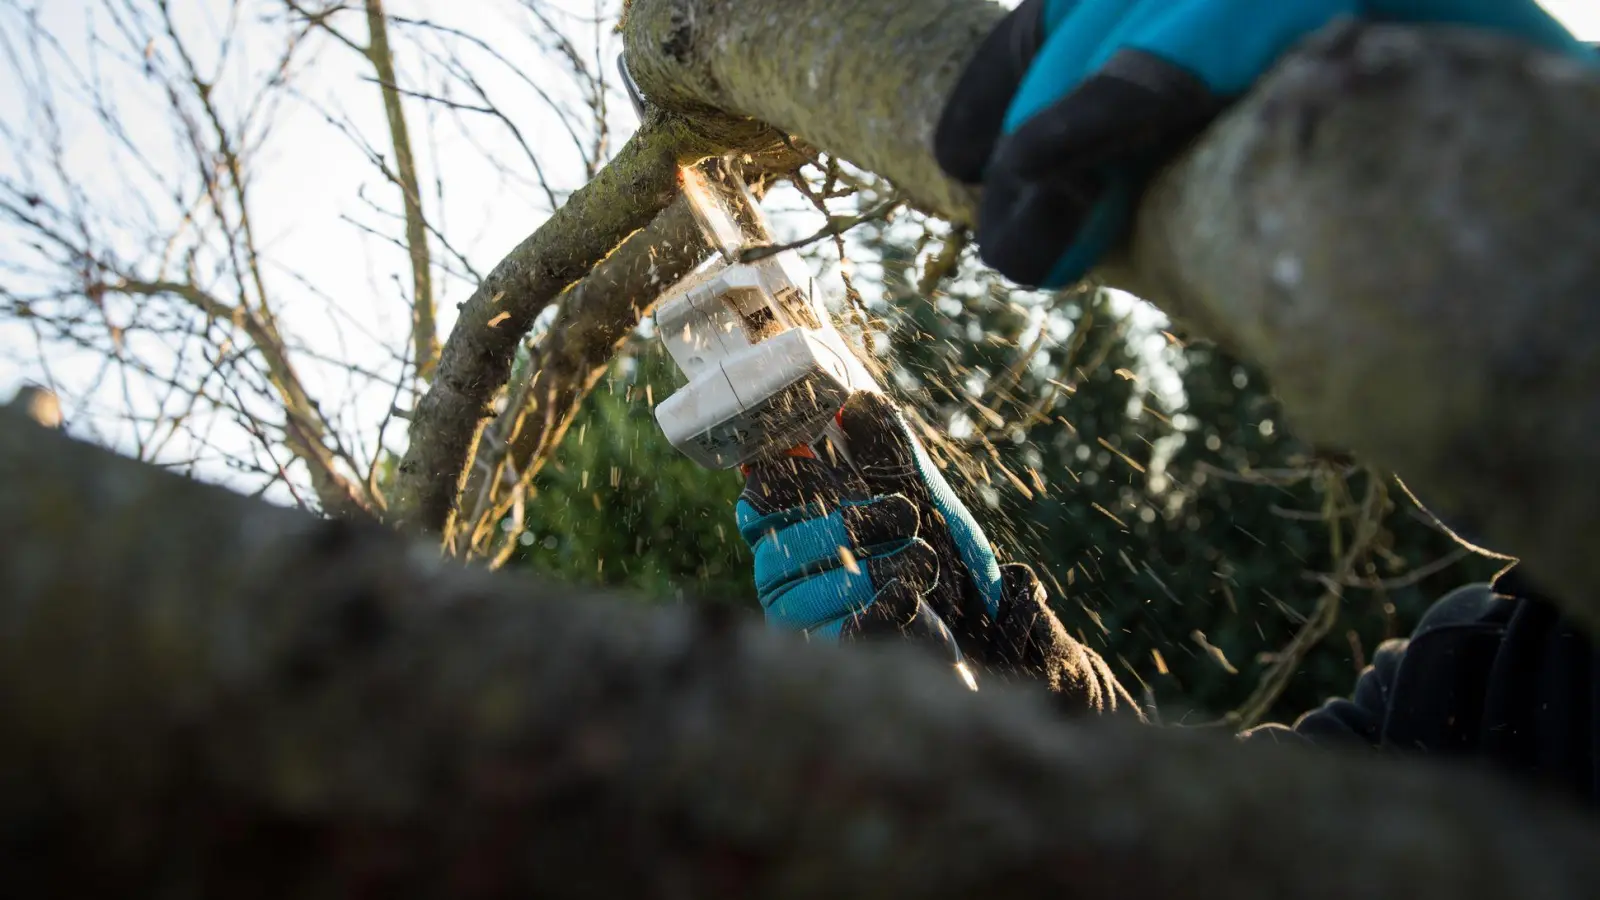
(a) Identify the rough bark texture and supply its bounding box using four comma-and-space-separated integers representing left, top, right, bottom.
622, 2, 1600, 630
1124, 25, 1600, 626
4, 410, 1599, 898
387, 113, 739, 538
457, 156, 797, 560
457, 192, 709, 559
622, 0, 995, 221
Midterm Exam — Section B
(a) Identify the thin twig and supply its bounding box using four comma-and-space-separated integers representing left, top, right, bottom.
736, 196, 900, 262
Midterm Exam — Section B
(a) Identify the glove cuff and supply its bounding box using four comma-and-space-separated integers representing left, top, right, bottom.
979, 563, 1142, 719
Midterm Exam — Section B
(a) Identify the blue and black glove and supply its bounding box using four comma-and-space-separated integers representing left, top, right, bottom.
934, 0, 1592, 289
735, 398, 970, 665
739, 392, 1139, 711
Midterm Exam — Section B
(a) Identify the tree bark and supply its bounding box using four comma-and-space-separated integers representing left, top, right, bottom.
386, 113, 733, 538
3, 409, 1599, 898
620, 1, 1600, 631
456, 156, 797, 561
455, 191, 710, 559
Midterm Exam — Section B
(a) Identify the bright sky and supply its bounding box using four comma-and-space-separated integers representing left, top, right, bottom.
0, 0, 632, 501
1, 0, 1594, 503
1542, 0, 1598, 35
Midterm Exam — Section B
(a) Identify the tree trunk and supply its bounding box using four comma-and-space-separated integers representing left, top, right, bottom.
3, 409, 1598, 897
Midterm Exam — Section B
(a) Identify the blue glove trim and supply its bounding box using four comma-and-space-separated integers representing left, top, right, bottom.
1043, 0, 1087, 34
1009, 0, 1592, 135
809, 617, 849, 641
740, 498, 883, 594
1006, 0, 1130, 132
761, 541, 925, 633
902, 425, 1004, 618
997, 0, 1595, 290
1038, 169, 1137, 289
735, 496, 834, 546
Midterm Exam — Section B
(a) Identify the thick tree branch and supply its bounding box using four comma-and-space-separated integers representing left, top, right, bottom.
621, 2, 1600, 631
457, 190, 711, 560
4, 411, 1600, 897
456, 155, 799, 561
387, 113, 739, 537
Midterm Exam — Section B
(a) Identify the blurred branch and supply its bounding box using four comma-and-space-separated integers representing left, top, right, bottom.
4, 409, 1600, 898
1227, 469, 1389, 730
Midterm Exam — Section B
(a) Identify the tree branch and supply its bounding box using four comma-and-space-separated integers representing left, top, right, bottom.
620, 2, 1600, 632
386, 112, 742, 538
456, 189, 711, 560
107, 277, 373, 519
456, 154, 800, 561
363, 0, 439, 380
4, 409, 1599, 897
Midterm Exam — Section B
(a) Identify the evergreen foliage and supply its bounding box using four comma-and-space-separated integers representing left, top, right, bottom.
511, 217, 1498, 724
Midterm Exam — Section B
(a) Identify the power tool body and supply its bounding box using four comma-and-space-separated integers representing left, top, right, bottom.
651, 162, 882, 469
619, 56, 976, 690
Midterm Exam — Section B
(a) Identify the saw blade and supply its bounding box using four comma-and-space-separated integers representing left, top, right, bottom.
680, 159, 774, 264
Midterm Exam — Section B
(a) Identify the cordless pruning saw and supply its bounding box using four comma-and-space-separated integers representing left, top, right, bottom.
652, 161, 880, 468
619, 57, 977, 690
617, 66, 879, 469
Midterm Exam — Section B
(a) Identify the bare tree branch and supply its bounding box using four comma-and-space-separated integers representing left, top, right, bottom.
106, 277, 372, 519
386, 111, 746, 538
456, 189, 710, 560
455, 152, 802, 561
362, 0, 439, 380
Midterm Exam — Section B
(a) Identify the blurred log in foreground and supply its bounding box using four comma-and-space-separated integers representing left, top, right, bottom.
2, 410, 1598, 898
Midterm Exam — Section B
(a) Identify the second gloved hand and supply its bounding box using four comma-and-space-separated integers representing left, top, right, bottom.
934, 0, 1593, 290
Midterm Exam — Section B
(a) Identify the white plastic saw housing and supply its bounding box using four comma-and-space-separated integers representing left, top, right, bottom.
653, 250, 881, 469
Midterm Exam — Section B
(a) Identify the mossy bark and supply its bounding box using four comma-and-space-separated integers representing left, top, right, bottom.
4, 410, 1600, 897
454, 191, 710, 558
622, 2, 1600, 630
387, 114, 723, 538
453, 155, 798, 559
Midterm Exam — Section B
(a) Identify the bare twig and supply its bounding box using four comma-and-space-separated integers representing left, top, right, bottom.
737, 195, 900, 262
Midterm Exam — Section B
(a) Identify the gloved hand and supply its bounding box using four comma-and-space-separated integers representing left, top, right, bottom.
934, 0, 1592, 289
734, 395, 984, 664
739, 392, 1138, 711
